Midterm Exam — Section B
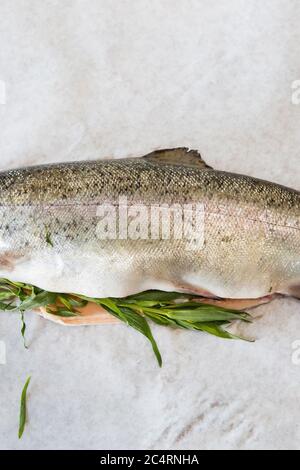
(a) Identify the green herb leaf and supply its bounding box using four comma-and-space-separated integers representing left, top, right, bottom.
190, 321, 254, 342
124, 290, 192, 303
62, 296, 88, 309
19, 291, 57, 311
0, 301, 15, 311
99, 301, 162, 367
57, 295, 74, 311
162, 305, 251, 323
19, 376, 31, 439
50, 308, 79, 317
119, 307, 162, 367
95, 298, 129, 324
20, 312, 28, 349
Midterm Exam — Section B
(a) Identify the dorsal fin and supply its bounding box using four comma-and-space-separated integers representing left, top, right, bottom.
141, 147, 212, 169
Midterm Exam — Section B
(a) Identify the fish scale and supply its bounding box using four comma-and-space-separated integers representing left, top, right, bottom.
0, 147, 299, 301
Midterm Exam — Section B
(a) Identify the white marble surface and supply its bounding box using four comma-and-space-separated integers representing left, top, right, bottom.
0, 0, 300, 450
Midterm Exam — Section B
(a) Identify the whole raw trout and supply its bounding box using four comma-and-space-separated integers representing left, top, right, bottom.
0, 148, 300, 304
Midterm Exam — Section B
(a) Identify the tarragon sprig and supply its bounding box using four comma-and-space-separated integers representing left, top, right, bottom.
0, 279, 253, 366
19, 376, 31, 439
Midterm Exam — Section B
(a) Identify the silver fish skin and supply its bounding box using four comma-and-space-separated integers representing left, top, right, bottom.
0, 148, 299, 301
